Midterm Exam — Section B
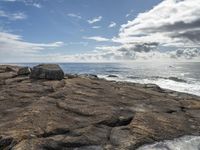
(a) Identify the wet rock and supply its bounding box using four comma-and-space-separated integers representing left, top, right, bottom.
127, 76, 140, 79
65, 73, 78, 79
144, 84, 163, 92
30, 64, 64, 80
145, 84, 160, 89
79, 74, 98, 79
17, 67, 31, 76
168, 77, 187, 83
108, 75, 118, 78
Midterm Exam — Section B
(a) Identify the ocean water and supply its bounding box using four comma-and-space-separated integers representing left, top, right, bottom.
18, 62, 200, 96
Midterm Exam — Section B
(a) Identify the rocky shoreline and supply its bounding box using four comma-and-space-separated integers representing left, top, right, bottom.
0, 64, 200, 150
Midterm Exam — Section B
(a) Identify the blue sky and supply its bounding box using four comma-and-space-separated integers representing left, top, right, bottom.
0, 0, 200, 62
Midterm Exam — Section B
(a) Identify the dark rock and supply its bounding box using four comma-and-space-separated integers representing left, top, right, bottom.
145, 84, 160, 89
65, 74, 78, 79
30, 64, 64, 80
79, 74, 98, 79
17, 67, 31, 76
108, 75, 118, 78
5, 66, 19, 72
168, 77, 187, 83
145, 84, 164, 92
127, 76, 140, 79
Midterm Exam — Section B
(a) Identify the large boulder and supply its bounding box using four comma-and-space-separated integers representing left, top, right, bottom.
30, 64, 64, 80
17, 67, 31, 76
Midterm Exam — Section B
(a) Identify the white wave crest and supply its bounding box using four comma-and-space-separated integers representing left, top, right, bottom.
99, 75, 200, 96
137, 136, 200, 150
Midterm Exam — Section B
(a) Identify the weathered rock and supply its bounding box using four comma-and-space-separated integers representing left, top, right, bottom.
5, 66, 20, 73
0, 72, 17, 80
0, 65, 200, 150
5, 76, 29, 85
17, 67, 31, 76
30, 64, 64, 80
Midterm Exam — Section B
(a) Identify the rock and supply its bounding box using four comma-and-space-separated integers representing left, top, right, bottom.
127, 76, 140, 79
30, 64, 64, 80
0, 65, 200, 150
79, 74, 98, 79
65, 74, 78, 79
5, 66, 20, 72
110, 127, 131, 146
108, 75, 118, 78
168, 77, 187, 83
5, 76, 29, 85
145, 84, 160, 88
0, 72, 17, 80
17, 67, 31, 76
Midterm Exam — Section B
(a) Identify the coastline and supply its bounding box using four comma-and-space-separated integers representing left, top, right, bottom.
99, 75, 200, 97
2, 62, 200, 97
0, 64, 200, 150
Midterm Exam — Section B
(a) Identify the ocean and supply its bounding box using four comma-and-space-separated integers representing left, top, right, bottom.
19, 62, 200, 96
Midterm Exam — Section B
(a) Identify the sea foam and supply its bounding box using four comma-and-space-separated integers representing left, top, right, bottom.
137, 136, 200, 150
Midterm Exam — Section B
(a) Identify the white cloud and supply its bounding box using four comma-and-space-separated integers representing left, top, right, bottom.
67, 13, 82, 19
68, 42, 88, 47
1, 0, 42, 8
114, 0, 200, 47
88, 16, 102, 24
108, 22, 116, 28
125, 9, 134, 18
2, 0, 200, 62
1, 0, 17, 1
0, 32, 64, 54
71, 0, 200, 62
87, 0, 199, 61
0, 10, 27, 20
126, 14, 130, 18
33, 3, 42, 8
83, 36, 110, 42
92, 26, 101, 29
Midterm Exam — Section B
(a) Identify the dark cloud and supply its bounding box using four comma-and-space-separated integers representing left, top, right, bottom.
170, 48, 200, 59
117, 42, 158, 54
171, 30, 200, 43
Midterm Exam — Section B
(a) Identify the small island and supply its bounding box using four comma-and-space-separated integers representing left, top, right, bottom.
0, 64, 199, 150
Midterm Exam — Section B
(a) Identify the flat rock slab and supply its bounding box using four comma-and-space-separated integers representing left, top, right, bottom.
0, 65, 199, 150
30, 64, 64, 80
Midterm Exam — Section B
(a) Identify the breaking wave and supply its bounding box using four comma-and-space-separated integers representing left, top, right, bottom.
100, 75, 200, 96
137, 136, 200, 150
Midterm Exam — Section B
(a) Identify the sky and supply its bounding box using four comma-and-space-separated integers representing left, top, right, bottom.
0, 0, 200, 62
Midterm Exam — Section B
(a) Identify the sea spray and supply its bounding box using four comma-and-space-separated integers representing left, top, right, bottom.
137, 136, 200, 150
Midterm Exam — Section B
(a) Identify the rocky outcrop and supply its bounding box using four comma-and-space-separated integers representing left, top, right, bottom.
30, 64, 64, 80
17, 67, 31, 76
0, 65, 199, 150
